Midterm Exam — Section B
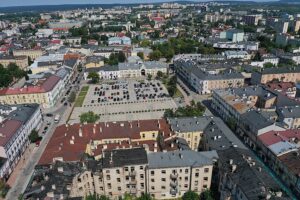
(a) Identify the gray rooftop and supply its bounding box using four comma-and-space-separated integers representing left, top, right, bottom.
147, 150, 218, 169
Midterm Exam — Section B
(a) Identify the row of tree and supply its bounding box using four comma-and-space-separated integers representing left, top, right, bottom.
164, 100, 206, 118
84, 190, 214, 200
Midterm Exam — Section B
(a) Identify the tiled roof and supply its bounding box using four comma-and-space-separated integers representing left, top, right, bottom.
0, 75, 61, 95
39, 119, 173, 165
0, 119, 23, 146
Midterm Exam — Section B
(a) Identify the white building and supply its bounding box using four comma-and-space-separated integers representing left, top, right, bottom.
0, 104, 42, 178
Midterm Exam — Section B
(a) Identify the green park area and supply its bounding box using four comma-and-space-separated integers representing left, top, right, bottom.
74, 86, 89, 107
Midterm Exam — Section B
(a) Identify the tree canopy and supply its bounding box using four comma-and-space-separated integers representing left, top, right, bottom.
80, 111, 100, 123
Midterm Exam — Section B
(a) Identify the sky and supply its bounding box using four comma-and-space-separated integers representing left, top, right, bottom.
0, 0, 277, 7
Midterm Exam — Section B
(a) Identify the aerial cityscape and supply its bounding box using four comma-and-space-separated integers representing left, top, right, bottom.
0, 0, 300, 200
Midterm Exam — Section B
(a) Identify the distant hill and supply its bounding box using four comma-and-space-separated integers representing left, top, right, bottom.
280, 0, 300, 3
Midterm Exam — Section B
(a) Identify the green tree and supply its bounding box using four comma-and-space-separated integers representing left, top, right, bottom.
140, 40, 151, 47
118, 51, 126, 63
147, 74, 152, 81
201, 189, 214, 200
149, 50, 162, 61
136, 193, 153, 200
87, 72, 100, 84
68, 91, 76, 103
28, 129, 40, 143
263, 62, 274, 68
137, 52, 144, 60
80, 111, 100, 123
0, 179, 9, 198
182, 190, 199, 200
156, 71, 164, 79
164, 109, 175, 118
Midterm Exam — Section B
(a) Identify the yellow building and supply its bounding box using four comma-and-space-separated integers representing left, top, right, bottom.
0, 55, 28, 69
13, 49, 43, 60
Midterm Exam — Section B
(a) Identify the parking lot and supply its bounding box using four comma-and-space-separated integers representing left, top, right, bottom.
69, 80, 178, 123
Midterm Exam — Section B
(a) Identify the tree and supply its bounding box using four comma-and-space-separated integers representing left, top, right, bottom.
137, 52, 144, 60
182, 190, 199, 200
0, 179, 9, 198
201, 189, 214, 200
147, 74, 152, 81
136, 193, 153, 200
263, 62, 274, 68
156, 71, 164, 79
80, 111, 100, 123
118, 51, 126, 63
85, 194, 109, 200
28, 129, 40, 143
140, 40, 151, 47
68, 91, 76, 103
88, 72, 100, 84
149, 50, 162, 61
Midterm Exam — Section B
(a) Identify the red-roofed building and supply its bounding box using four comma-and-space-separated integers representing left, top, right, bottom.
38, 119, 182, 165
266, 82, 296, 98
0, 75, 63, 108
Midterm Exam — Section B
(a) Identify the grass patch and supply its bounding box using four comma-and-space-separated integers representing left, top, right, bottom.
74, 86, 89, 107
173, 88, 183, 98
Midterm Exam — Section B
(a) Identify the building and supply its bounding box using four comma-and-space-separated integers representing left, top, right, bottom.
48, 20, 84, 29
174, 59, 244, 94
85, 56, 105, 68
242, 14, 263, 25
0, 104, 42, 178
0, 55, 28, 69
0, 75, 64, 108
26, 148, 217, 200
108, 36, 131, 46
251, 66, 300, 84
277, 106, 300, 129
204, 13, 232, 23
266, 81, 296, 98
219, 29, 245, 43
217, 147, 285, 200
13, 49, 44, 60
223, 50, 251, 60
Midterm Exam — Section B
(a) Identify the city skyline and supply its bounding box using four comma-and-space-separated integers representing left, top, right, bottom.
0, 0, 278, 8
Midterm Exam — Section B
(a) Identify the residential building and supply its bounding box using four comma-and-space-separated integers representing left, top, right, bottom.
13, 49, 44, 60
277, 106, 300, 129
26, 148, 217, 200
242, 14, 263, 25
0, 104, 42, 178
219, 29, 244, 43
85, 56, 105, 68
251, 66, 300, 84
108, 36, 131, 46
0, 55, 28, 69
175, 59, 244, 94
0, 75, 64, 108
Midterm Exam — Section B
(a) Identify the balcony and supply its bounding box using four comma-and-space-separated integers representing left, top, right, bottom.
170, 188, 177, 196
170, 173, 178, 179
129, 171, 136, 177
129, 188, 137, 194
170, 180, 178, 188
129, 178, 137, 184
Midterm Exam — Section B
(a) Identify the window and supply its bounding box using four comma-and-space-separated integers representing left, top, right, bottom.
116, 169, 120, 174
204, 177, 208, 181
151, 186, 155, 190
118, 187, 121, 191
203, 184, 208, 188
106, 175, 111, 180
204, 168, 209, 173
141, 183, 144, 188
185, 176, 189, 181
125, 167, 128, 171
185, 169, 189, 174
151, 171, 155, 175
152, 133, 155, 138
117, 178, 121, 182
107, 183, 111, 189
195, 173, 199, 177
161, 170, 166, 174
161, 178, 166, 182
161, 186, 166, 189
140, 166, 143, 170
151, 178, 154, 182
184, 184, 188, 188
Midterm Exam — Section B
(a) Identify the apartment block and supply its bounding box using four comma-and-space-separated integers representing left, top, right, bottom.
251, 66, 300, 84
0, 75, 64, 108
0, 55, 28, 69
25, 148, 217, 200
0, 104, 42, 179
13, 49, 44, 60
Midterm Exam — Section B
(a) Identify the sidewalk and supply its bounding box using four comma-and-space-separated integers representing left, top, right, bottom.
6, 144, 35, 188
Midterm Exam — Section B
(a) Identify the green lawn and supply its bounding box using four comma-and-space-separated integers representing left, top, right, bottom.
173, 88, 183, 98
74, 86, 89, 107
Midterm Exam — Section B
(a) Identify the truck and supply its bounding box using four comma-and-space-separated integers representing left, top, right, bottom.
54, 114, 60, 123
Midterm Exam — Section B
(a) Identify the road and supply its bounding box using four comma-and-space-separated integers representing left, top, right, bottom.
5, 70, 84, 199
